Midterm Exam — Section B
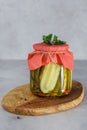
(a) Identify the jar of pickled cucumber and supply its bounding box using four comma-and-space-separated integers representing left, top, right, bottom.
28, 34, 74, 97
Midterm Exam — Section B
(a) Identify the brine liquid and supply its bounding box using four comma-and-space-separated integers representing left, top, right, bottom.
30, 63, 72, 97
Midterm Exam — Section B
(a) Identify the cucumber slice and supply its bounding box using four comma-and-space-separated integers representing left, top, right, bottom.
60, 66, 67, 93
40, 62, 60, 93
52, 76, 60, 93
30, 70, 34, 89
67, 69, 72, 90
63, 67, 67, 91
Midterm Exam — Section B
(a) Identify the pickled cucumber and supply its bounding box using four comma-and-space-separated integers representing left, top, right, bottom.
40, 62, 60, 93
34, 68, 40, 86
63, 67, 67, 91
51, 75, 61, 96
67, 69, 72, 90
30, 70, 34, 89
53, 76, 60, 93
30, 69, 41, 94
60, 66, 67, 93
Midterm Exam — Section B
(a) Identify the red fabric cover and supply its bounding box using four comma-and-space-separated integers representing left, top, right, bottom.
33, 43, 69, 52
28, 43, 74, 70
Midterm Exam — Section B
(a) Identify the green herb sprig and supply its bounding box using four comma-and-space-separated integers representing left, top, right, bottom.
43, 34, 52, 45
43, 34, 66, 45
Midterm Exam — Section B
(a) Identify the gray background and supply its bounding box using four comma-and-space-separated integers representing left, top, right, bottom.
0, 0, 87, 59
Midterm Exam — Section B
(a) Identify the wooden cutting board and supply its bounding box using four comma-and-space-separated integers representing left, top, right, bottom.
1, 80, 84, 116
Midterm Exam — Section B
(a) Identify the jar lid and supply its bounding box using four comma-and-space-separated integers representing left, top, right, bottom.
33, 43, 69, 52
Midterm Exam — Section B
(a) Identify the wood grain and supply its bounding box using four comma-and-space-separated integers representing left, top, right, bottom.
1, 80, 84, 116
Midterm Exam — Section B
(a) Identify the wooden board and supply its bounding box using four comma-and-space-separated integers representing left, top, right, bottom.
1, 80, 84, 116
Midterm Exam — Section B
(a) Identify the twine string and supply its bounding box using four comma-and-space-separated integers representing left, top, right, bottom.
31, 50, 67, 54
30, 50, 67, 62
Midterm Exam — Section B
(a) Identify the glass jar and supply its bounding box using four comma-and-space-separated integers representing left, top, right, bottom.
30, 63, 72, 96
28, 43, 74, 97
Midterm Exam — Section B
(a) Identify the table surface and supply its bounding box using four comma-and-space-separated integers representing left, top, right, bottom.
0, 60, 87, 130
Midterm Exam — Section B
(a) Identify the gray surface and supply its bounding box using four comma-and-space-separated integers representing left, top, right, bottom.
0, 60, 87, 130
0, 0, 87, 60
